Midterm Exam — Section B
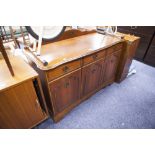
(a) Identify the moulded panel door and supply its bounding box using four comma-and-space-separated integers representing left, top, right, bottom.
82, 59, 103, 97
49, 69, 81, 113
104, 51, 120, 82
0, 80, 46, 129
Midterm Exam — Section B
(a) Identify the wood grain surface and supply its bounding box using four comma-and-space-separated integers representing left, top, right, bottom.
0, 56, 38, 92
25, 33, 127, 70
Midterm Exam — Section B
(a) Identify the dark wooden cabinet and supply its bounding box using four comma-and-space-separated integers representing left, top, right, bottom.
104, 51, 121, 82
144, 35, 155, 66
49, 69, 81, 113
82, 59, 103, 96
118, 26, 155, 61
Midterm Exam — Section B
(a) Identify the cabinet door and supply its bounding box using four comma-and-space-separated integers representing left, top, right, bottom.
144, 36, 155, 67
0, 80, 46, 129
104, 51, 120, 82
82, 59, 103, 97
49, 69, 81, 113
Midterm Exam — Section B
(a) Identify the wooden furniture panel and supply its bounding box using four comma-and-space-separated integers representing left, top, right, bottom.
115, 43, 123, 51
0, 80, 46, 129
0, 56, 38, 91
104, 51, 121, 82
82, 59, 103, 96
49, 69, 81, 114
47, 59, 81, 81
83, 50, 106, 66
144, 35, 155, 66
133, 32, 153, 60
0, 56, 47, 129
116, 34, 140, 82
106, 43, 123, 56
144, 46, 155, 66
43, 28, 96, 44
106, 46, 115, 55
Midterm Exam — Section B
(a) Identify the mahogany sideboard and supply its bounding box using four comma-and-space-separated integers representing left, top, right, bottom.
25, 32, 140, 122
0, 56, 48, 128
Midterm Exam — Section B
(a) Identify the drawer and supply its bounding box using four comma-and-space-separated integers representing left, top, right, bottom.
107, 50, 121, 59
113, 50, 122, 58
107, 46, 115, 55
83, 50, 106, 66
47, 60, 81, 81
107, 44, 123, 56
115, 43, 123, 51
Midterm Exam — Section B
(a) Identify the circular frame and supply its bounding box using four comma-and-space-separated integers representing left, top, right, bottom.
26, 26, 66, 43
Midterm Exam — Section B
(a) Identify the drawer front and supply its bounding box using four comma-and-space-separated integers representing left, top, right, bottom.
47, 60, 81, 81
107, 43, 123, 56
104, 50, 121, 82
115, 43, 123, 51
107, 46, 115, 55
83, 50, 106, 66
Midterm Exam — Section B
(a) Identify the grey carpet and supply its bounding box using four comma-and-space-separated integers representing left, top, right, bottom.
35, 60, 155, 129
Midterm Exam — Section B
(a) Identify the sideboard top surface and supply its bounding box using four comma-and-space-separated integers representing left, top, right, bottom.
25, 32, 139, 70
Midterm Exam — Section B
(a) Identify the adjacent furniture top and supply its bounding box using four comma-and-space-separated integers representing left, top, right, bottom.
25, 32, 139, 71
0, 56, 38, 92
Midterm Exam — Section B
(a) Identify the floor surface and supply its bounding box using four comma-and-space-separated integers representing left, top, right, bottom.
35, 60, 155, 129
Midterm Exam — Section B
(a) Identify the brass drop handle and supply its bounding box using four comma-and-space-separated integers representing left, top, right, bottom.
62, 66, 69, 73
64, 82, 70, 88
92, 54, 98, 60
